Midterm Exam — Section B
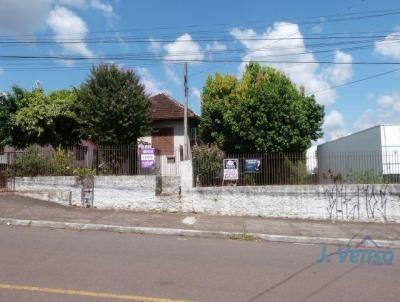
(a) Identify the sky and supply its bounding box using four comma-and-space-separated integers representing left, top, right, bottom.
1, 0, 400, 144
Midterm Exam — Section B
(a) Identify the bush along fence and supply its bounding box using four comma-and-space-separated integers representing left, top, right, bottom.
0, 145, 163, 178
192, 148, 400, 187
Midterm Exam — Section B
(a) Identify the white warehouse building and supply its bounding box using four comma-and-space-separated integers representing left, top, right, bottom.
317, 124, 400, 182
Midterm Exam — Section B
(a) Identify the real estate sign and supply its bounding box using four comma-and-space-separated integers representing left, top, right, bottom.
223, 158, 239, 180
140, 148, 156, 169
244, 159, 261, 173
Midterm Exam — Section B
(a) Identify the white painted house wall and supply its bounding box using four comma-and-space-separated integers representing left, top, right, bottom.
0, 146, 16, 165
139, 120, 185, 150
139, 120, 186, 176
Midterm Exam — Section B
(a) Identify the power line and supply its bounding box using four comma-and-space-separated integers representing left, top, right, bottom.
311, 67, 400, 95
1, 7, 400, 39
1, 33, 399, 45
3, 54, 400, 65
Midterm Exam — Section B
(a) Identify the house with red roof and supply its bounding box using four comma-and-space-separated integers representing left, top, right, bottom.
138, 93, 201, 174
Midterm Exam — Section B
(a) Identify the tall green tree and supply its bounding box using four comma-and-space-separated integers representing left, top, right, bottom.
200, 62, 324, 153
76, 64, 151, 145
0, 86, 80, 148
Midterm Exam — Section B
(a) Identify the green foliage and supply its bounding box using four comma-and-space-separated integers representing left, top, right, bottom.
51, 148, 75, 176
15, 147, 50, 177
200, 62, 325, 153
14, 147, 75, 177
0, 86, 80, 148
242, 173, 257, 186
192, 144, 225, 185
322, 169, 343, 184
73, 167, 96, 177
347, 170, 385, 184
283, 158, 312, 185
76, 64, 152, 145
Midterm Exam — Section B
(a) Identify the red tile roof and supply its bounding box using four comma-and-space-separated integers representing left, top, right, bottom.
149, 93, 200, 121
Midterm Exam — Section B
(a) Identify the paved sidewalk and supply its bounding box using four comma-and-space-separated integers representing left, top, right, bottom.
1, 193, 399, 246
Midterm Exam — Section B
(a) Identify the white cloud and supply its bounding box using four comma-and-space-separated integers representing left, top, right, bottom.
355, 92, 400, 131
311, 23, 323, 34
324, 50, 353, 85
57, 0, 86, 7
58, 0, 114, 16
114, 33, 128, 50
377, 93, 400, 112
164, 65, 181, 85
90, 0, 113, 15
136, 67, 168, 95
0, 0, 52, 35
46, 6, 93, 57
230, 22, 337, 105
375, 29, 400, 59
206, 41, 227, 51
354, 109, 377, 131
0, 1, 115, 36
323, 110, 347, 140
148, 37, 162, 55
191, 87, 201, 99
190, 87, 201, 110
324, 110, 345, 131
164, 33, 204, 63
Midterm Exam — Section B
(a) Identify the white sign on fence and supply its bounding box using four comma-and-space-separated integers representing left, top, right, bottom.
223, 158, 239, 180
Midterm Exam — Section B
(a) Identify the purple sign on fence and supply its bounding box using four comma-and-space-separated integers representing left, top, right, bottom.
140, 148, 156, 169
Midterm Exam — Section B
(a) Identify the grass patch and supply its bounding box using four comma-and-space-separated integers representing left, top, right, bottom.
229, 233, 258, 241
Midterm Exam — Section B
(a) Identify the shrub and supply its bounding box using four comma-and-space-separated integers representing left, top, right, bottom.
15, 147, 51, 177
15, 147, 76, 177
192, 144, 225, 186
73, 167, 96, 177
284, 158, 312, 185
347, 170, 385, 184
50, 147, 75, 176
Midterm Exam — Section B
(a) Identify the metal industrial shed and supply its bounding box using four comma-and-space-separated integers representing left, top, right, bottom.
317, 124, 400, 182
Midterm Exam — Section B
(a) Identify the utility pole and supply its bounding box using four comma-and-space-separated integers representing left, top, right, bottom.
183, 62, 189, 160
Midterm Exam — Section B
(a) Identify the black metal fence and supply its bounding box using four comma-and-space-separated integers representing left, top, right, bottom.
0, 154, 15, 191
192, 151, 400, 187
1, 145, 163, 177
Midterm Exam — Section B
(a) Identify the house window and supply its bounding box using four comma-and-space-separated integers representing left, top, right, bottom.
75, 146, 88, 161
190, 127, 197, 140
167, 156, 176, 164
180, 145, 184, 161
0, 145, 4, 155
152, 127, 174, 155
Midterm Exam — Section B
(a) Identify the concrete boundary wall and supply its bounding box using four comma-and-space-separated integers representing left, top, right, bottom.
14, 176, 159, 210
181, 185, 400, 222
12, 175, 400, 223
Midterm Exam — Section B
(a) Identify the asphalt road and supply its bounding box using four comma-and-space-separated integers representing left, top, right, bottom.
0, 225, 398, 302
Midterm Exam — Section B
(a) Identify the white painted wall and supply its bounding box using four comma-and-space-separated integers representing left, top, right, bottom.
381, 125, 400, 174
14, 176, 400, 223
317, 125, 400, 178
0, 146, 15, 165
14, 176, 158, 209
138, 120, 192, 176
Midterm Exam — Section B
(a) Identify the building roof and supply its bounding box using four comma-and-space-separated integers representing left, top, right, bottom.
149, 93, 200, 121
317, 124, 400, 148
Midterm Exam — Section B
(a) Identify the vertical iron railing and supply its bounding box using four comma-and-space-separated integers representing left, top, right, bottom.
10, 145, 163, 177
193, 150, 400, 187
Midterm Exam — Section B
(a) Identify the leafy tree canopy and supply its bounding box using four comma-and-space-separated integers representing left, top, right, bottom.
76, 64, 151, 145
199, 62, 325, 153
0, 86, 80, 148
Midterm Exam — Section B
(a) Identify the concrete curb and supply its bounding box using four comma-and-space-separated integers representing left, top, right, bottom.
0, 217, 399, 248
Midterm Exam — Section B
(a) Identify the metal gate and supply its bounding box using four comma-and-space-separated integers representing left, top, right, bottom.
0, 152, 15, 192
